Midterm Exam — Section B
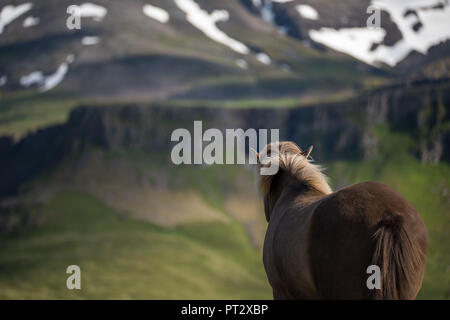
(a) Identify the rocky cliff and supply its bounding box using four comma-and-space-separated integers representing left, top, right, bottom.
0, 79, 449, 198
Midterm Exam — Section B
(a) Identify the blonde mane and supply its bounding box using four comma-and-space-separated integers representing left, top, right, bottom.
257, 141, 332, 196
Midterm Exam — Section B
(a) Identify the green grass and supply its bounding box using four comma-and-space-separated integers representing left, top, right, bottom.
0, 192, 271, 299
165, 89, 356, 109
326, 126, 450, 299
0, 91, 80, 138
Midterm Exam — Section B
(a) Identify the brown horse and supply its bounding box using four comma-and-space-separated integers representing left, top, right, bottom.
254, 141, 429, 299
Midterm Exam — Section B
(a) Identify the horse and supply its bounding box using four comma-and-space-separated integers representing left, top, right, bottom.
254, 141, 429, 299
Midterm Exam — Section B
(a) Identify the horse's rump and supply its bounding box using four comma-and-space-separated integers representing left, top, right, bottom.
309, 181, 428, 299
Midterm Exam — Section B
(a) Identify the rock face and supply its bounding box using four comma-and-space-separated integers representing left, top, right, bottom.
0, 79, 449, 198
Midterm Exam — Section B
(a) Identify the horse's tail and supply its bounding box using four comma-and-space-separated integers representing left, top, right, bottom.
370, 214, 424, 299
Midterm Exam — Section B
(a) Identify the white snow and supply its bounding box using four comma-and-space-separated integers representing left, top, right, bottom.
79, 3, 107, 21
175, 0, 249, 54
370, 40, 412, 67
256, 52, 271, 65
236, 59, 248, 69
251, 0, 278, 24
260, 1, 275, 24
0, 3, 33, 34
309, 28, 386, 66
308, 0, 450, 67
20, 71, 44, 87
143, 4, 169, 23
41, 63, 68, 91
372, 0, 450, 55
0, 75, 7, 87
251, 0, 293, 35
296, 5, 319, 20
66, 54, 75, 64
81, 36, 100, 45
20, 55, 74, 92
23, 15, 39, 28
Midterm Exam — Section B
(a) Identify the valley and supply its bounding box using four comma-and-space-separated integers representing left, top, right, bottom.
0, 0, 449, 300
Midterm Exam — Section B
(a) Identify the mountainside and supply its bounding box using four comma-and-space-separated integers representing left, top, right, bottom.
1, 77, 449, 200
244, 0, 450, 73
1, 0, 449, 103
0, 0, 374, 101
0, 78, 448, 226
0, 79, 449, 298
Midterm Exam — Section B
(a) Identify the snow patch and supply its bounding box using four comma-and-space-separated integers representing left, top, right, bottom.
20, 71, 44, 88
236, 59, 248, 69
143, 4, 169, 23
296, 5, 319, 20
20, 55, 74, 92
309, 28, 386, 66
41, 63, 68, 91
66, 54, 75, 64
256, 52, 271, 65
0, 75, 7, 87
251, 0, 293, 35
175, 0, 249, 54
79, 3, 107, 21
23, 15, 39, 28
0, 3, 33, 34
260, 1, 275, 24
82, 36, 100, 45
251, 0, 275, 24
308, 0, 450, 67
372, 0, 450, 55
370, 40, 412, 67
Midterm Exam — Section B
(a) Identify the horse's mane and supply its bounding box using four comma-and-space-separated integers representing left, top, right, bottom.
258, 141, 332, 196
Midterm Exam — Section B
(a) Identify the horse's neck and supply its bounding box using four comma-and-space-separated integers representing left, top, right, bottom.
266, 174, 326, 220
284, 183, 325, 207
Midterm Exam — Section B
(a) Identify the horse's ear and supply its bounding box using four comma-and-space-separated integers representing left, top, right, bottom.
304, 145, 313, 159
250, 147, 260, 164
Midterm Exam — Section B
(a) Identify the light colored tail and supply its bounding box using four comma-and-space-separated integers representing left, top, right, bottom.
370, 215, 425, 299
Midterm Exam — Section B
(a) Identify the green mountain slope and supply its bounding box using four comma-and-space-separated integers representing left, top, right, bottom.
0, 192, 271, 299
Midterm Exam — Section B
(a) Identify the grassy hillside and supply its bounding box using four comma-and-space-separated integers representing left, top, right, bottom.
0, 192, 271, 299
0, 91, 80, 138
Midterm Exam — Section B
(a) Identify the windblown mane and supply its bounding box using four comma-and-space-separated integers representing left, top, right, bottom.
258, 141, 332, 196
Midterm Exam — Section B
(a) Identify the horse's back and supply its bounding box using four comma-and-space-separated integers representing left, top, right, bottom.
309, 181, 428, 299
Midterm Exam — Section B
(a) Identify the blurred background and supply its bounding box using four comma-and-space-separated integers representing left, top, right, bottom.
0, 0, 449, 299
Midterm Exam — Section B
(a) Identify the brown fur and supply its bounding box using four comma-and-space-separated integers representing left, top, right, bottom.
257, 141, 429, 300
